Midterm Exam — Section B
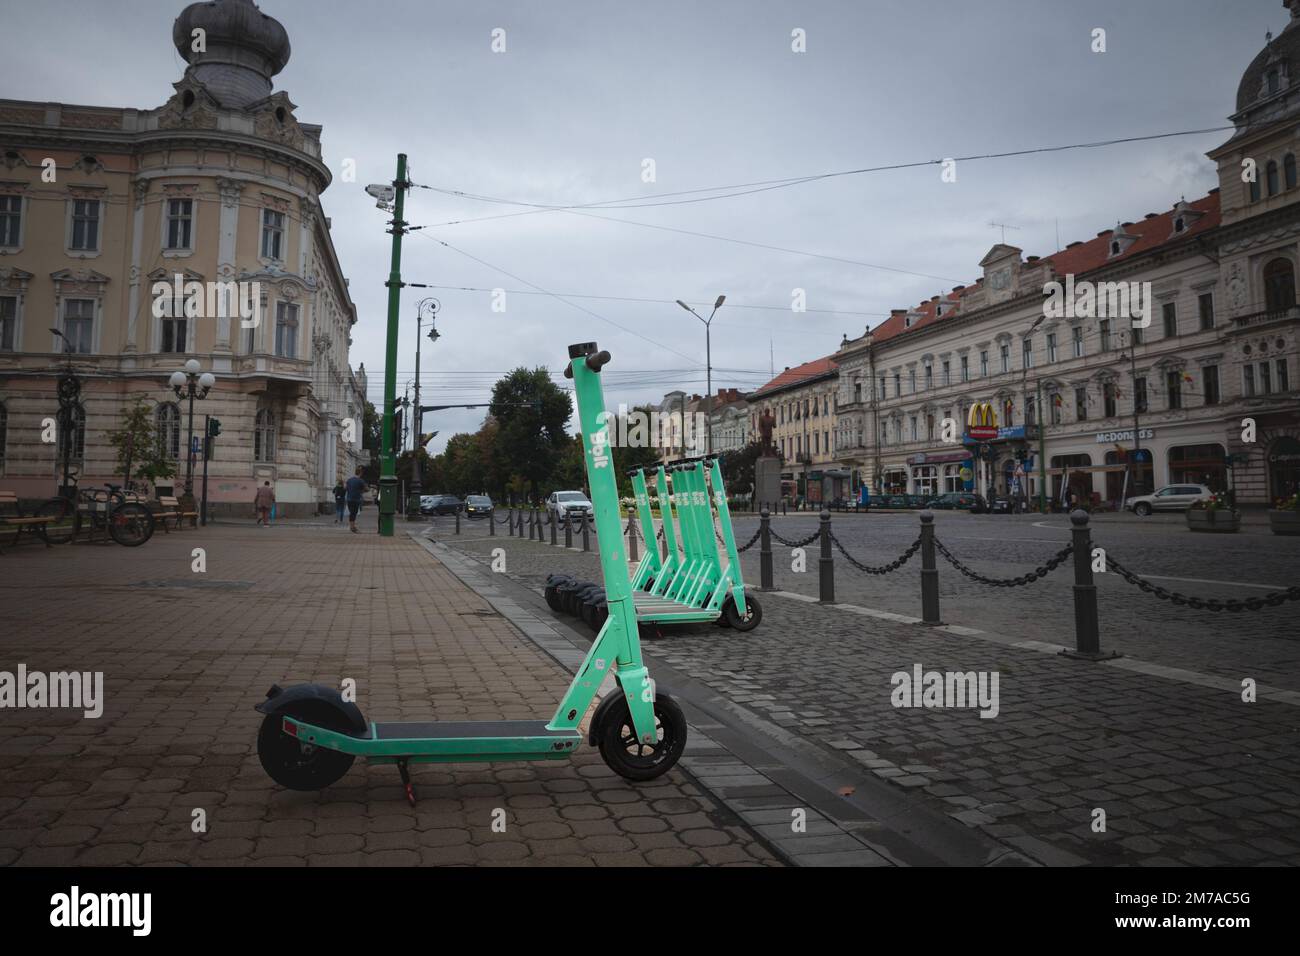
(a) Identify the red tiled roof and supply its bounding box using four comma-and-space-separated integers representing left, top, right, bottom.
750, 355, 838, 397
868, 190, 1222, 344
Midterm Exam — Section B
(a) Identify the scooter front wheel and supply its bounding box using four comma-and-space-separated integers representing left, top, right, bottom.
596, 692, 687, 782
257, 700, 357, 791
723, 592, 762, 632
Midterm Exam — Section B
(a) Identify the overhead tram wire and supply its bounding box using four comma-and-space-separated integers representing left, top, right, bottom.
410, 231, 707, 366
410, 123, 1239, 228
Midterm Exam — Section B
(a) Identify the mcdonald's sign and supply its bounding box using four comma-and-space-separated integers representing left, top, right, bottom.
967, 402, 999, 440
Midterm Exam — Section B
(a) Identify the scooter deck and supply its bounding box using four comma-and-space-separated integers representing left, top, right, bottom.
630, 593, 721, 623
283, 716, 582, 761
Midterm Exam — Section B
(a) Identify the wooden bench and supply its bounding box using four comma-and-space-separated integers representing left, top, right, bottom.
156, 495, 199, 531
0, 490, 54, 552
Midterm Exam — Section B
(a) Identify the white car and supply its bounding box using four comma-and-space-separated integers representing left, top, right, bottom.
1127, 483, 1214, 516
547, 490, 593, 524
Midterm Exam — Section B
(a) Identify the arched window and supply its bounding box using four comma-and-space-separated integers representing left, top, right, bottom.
1267, 160, 1279, 196
1287, 154, 1297, 190
1264, 258, 1296, 314
254, 407, 276, 463
156, 402, 181, 460
1251, 177, 1262, 203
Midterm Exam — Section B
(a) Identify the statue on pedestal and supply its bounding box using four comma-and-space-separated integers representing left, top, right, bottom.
758, 409, 776, 457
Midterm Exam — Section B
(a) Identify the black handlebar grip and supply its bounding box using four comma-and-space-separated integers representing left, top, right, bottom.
585, 350, 612, 372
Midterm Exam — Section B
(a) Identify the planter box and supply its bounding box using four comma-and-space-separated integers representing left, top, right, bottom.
1186, 509, 1240, 533
1268, 509, 1300, 536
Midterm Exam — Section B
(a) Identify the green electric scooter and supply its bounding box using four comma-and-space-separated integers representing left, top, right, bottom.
254, 343, 687, 804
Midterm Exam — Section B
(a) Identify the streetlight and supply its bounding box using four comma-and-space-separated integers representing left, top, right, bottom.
407, 297, 440, 518
1021, 313, 1048, 513
676, 294, 726, 454
169, 358, 215, 497
50, 328, 80, 495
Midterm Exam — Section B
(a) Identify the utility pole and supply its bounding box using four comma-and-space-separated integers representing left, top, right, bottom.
376, 153, 409, 537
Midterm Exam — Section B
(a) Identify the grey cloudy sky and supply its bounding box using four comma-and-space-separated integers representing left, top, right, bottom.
2, 0, 1282, 451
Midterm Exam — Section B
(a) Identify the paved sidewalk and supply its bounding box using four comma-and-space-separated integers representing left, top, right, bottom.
440, 522, 1300, 866
0, 522, 777, 867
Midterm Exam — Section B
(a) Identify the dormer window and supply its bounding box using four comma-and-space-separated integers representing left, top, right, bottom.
1110, 240, 1121, 255
1173, 217, 1185, 233
1268, 69, 1280, 95
1287, 154, 1297, 190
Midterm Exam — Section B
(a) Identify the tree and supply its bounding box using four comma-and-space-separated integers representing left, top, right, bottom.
107, 398, 175, 490
720, 441, 763, 497
360, 399, 381, 483
489, 367, 573, 502
611, 404, 663, 498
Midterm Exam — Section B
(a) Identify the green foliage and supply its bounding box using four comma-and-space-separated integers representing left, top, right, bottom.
488, 367, 573, 500
720, 441, 763, 496
107, 398, 175, 486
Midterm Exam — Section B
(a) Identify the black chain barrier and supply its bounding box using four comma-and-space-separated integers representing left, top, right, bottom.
829, 532, 922, 575
933, 538, 1074, 588
1105, 553, 1300, 611
734, 526, 763, 553
769, 527, 821, 549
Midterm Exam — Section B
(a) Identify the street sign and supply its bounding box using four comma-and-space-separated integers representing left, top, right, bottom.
190, 436, 200, 455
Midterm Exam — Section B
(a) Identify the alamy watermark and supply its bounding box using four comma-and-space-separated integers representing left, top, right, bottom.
596, 405, 709, 449
890, 664, 999, 718
151, 275, 262, 328
1042, 275, 1151, 328
0, 664, 103, 718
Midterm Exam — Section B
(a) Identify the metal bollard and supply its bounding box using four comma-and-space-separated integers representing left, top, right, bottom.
627, 515, 638, 561
782, 500, 787, 516
564, 513, 573, 548
489, 509, 495, 536
582, 512, 591, 552
506, 508, 514, 536
455, 509, 461, 535
818, 509, 835, 604
759, 507, 774, 590
1062, 510, 1117, 660
528, 509, 536, 540
536, 509, 544, 542
549, 509, 557, 546
919, 511, 941, 624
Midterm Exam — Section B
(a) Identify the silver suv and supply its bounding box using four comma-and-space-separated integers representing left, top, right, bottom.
547, 490, 593, 524
1127, 483, 1213, 516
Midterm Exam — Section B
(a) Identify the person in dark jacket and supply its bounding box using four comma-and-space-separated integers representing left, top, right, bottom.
345, 467, 368, 534
332, 481, 346, 524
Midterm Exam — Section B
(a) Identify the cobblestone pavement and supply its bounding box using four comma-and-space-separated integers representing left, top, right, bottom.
476, 507, 1300, 685
440, 517, 1300, 866
0, 522, 777, 867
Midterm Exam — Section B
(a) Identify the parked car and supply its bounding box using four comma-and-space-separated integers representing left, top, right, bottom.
988, 495, 1013, 515
1126, 484, 1214, 516
464, 494, 494, 519
419, 494, 462, 516
926, 492, 987, 512
547, 490, 594, 523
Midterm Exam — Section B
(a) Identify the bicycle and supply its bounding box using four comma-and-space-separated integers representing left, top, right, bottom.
33, 482, 156, 547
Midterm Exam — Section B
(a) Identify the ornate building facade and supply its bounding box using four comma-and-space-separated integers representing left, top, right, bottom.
0, 0, 363, 514
831, 6, 1300, 508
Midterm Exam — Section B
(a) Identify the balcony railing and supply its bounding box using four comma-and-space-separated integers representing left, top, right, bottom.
1232, 305, 1300, 329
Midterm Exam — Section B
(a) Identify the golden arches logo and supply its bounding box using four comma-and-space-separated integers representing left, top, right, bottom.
967, 402, 998, 429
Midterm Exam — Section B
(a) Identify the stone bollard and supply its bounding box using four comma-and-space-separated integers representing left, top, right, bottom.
627, 515, 638, 561
1062, 510, 1118, 660
818, 509, 835, 604
759, 507, 774, 590
564, 513, 573, 549
549, 509, 557, 546
582, 512, 591, 552
919, 511, 941, 624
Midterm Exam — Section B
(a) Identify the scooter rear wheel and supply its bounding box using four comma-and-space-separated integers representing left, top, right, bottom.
257, 700, 357, 791
596, 692, 687, 782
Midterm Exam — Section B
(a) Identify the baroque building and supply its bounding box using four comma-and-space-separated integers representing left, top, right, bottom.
831, 5, 1300, 508
0, 0, 363, 515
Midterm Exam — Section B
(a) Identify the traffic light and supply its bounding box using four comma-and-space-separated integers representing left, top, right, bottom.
207, 418, 222, 438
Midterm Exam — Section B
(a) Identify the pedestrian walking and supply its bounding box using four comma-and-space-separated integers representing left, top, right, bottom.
345, 467, 367, 534
332, 480, 346, 524
254, 481, 276, 527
